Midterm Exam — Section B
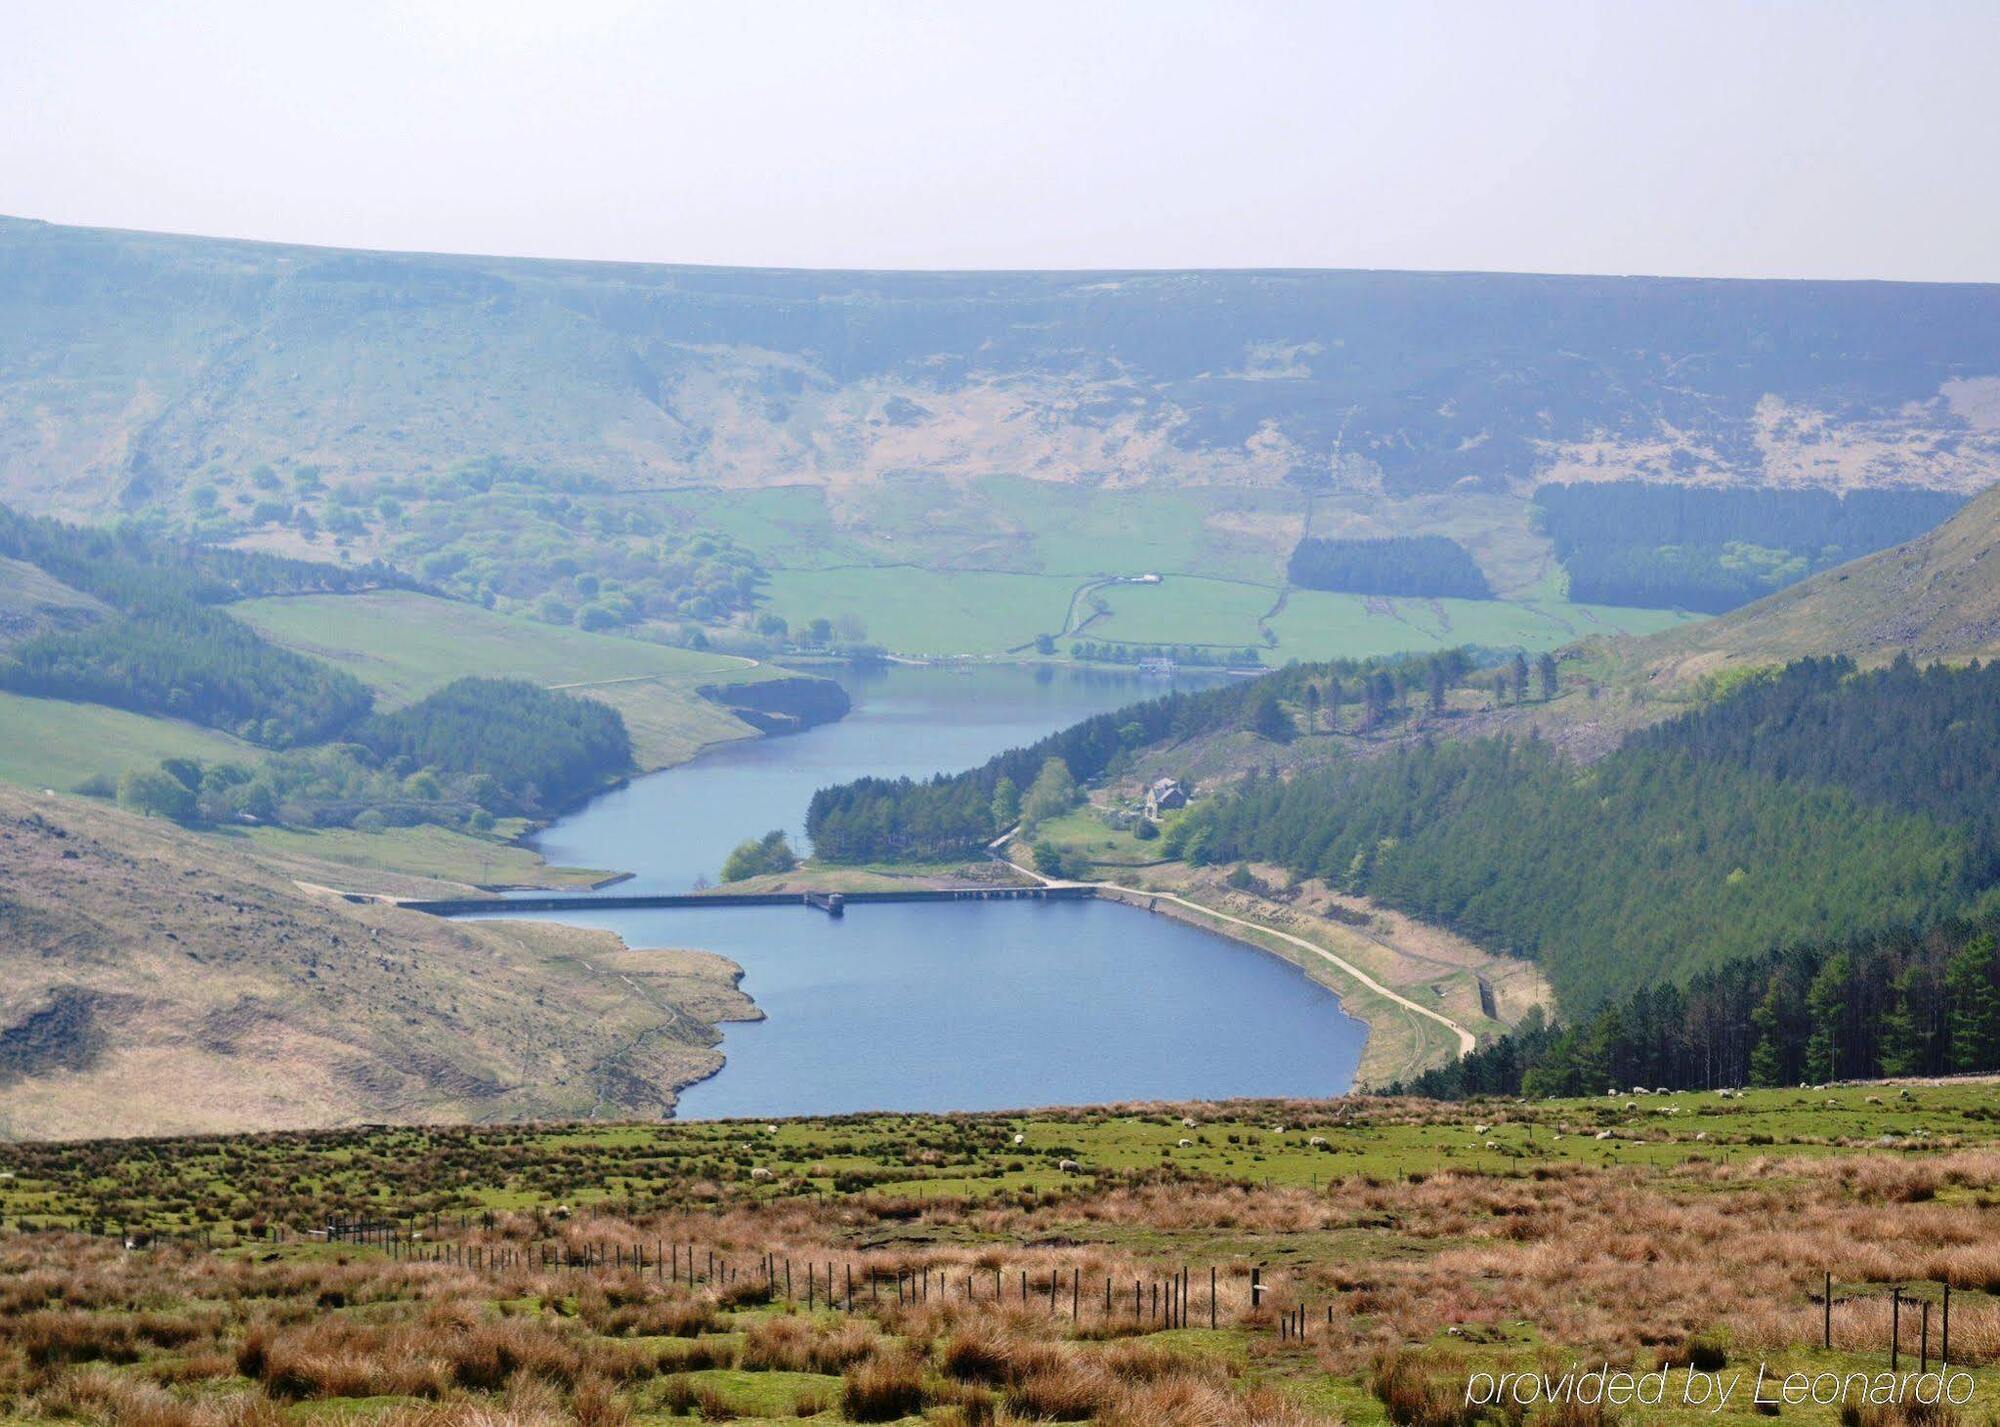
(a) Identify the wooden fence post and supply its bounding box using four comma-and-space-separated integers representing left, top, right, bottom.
1891, 1287, 1901, 1371
1824, 1271, 1832, 1350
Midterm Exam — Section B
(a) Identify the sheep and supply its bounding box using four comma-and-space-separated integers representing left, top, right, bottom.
765, 1124, 779, 1134
1625, 1102, 1639, 1111
1865, 1095, 1884, 1105
1012, 1133, 1026, 1145
1484, 1141, 1498, 1150
1058, 1158, 1082, 1174
1694, 1131, 1708, 1141
1181, 1116, 1197, 1128
751, 1167, 773, 1181
1594, 1130, 1614, 1141
1308, 1136, 1327, 1147
1472, 1124, 1491, 1136
1177, 1138, 1194, 1148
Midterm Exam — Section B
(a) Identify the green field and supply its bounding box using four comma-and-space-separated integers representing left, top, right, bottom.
0, 691, 253, 792
760, 567, 1080, 655
212, 822, 613, 891
656, 477, 1296, 584
235, 590, 775, 767
760, 565, 1698, 662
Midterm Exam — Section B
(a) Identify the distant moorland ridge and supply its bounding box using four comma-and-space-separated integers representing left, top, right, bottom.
5, 214, 2000, 518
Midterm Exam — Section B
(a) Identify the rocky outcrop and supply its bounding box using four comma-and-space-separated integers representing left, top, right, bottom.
700, 674, 851, 736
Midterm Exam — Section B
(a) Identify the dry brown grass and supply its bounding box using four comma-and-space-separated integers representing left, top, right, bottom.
8, 1142, 2000, 1424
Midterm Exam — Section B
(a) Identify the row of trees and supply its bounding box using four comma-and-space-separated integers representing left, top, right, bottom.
0, 502, 410, 614
1286, 535, 1492, 599
804, 652, 1505, 862
1533, 482, 1962, 612
1069, 642, 1263, 668
1392, 916, 2000, 1098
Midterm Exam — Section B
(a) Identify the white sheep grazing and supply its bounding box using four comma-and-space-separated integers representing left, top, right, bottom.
1012, 1133, 1025, 1145
1694, 1132, 1708, 1141
1594, 1130, 1614, 1141
1625, 1102, 1639, 1111
1866, 1095, 1883, 1105
1308, 1136, 1327, 1147
1484, 1141, 1498, 1150
1177, 1138, 1194, 1148
1181, 1116, 1197, 1128
1472, 1124, 1490, 1136
751, 1167, 773, 1181
765, 1124, 779, 1134
1058, 1158, 1081, 1174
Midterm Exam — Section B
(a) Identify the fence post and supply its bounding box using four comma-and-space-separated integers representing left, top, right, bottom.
1942, 1282, 1950, 1366
1251, 1266, 1264, 1310
1211, 1267, 1217, 1330
1824, 1271, 1832, 1350
1891, 1288, 1901, 1371
1921, 1302, 1931, 1373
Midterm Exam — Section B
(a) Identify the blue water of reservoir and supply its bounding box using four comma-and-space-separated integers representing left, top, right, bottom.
493, 663, 1366, 1116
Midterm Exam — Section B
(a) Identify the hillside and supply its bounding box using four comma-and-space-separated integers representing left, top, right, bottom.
1629, 480, 2000, 685
0, 784, 757, 1138
8, 216, 2000, 512
5, 215, 1998, 658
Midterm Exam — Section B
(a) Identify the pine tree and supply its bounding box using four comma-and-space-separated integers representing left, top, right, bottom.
1805, 953, 1852, 1081
1426, 662, 1446, 715
1509, 652, 1529, 704
1946, 936, 2000, 1072
1303, 683, 1320, 734
1537, 652, 1558, 700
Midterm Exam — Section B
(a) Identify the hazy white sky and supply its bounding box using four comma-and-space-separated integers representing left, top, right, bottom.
3, 0, 1995, 281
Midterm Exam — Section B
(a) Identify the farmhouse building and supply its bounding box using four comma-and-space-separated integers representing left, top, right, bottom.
1145, 777, 1187, 820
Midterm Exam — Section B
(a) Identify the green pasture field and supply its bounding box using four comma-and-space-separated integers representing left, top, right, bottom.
760, 567, 1079, 655
0, 691, 254, 793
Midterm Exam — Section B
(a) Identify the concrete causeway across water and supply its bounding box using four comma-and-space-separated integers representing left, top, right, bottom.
400, 885, 1098, 917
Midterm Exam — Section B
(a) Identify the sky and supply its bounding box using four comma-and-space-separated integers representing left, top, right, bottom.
2, 0, 1996, 282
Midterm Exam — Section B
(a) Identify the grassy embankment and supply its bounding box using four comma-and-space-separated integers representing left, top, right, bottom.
4, 1085, 1999, 1425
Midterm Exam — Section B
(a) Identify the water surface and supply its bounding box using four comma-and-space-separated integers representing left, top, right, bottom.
502, 662, 1367, 1115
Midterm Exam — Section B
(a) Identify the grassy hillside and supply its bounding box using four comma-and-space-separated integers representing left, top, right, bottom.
0, 692, 253, 791
5, 216, 1997, 660
2, 1087, 1997, 1425
234, 591, 776, 769
0, 784, 756, 1139
1621, 482, 2000, 687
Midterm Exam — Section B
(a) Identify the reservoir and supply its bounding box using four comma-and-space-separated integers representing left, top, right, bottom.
491, 663, 1365, 1115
